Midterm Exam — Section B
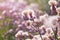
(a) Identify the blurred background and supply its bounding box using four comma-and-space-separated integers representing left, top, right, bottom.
0, 0, 50, 12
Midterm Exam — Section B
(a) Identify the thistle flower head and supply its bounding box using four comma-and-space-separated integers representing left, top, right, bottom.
28, 9, 34, 15
48, 0, 57, 5
46, 28, 53, 34
56, 7, 60, 15
22, 10, 28, 16
25, 20, 33, 26
22, 9, 35, 15
15, 30, 23, 37
39, 14, 48, 23
56, 7, 60, 13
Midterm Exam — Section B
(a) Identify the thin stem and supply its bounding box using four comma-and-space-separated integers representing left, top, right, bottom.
52, 27, 58, 40
38, 27, 43, 40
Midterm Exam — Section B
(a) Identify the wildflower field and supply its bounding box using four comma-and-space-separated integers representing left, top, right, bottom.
0, 0, 60, 40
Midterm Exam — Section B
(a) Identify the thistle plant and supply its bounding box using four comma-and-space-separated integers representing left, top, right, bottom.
0, 0, 60, 40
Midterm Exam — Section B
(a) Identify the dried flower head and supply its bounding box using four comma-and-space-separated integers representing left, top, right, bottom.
48, 0, 57, 5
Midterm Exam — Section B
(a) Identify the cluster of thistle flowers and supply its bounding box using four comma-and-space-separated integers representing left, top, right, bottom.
0, 0, 60, 40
